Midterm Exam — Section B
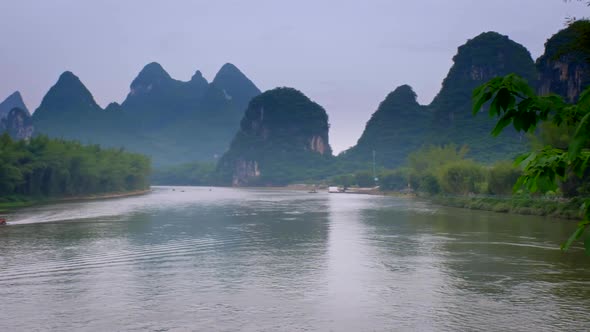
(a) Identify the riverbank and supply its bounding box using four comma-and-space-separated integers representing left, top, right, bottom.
428, 195, 584, 220
0, 189, 152, 213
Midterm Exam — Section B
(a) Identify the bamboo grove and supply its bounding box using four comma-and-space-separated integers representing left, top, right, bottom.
0, 134, 150, 199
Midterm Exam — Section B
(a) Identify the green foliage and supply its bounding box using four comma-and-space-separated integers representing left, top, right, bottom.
488, 161, 522, 195
530, 121, 574, 150
402, 144, 490, 196
418, 173, 440, 195
433, 195, 583, 219
379, 169, 410, 191
438, 160, 486, 195
473, 72, 590, 251
539, 20, 590, 67
400, 144, 509, 196
354, 171, 375, 187
0, 134, 150, 200
340, 85, 431, 168
427, 31, 536, 163
407, 144, 469, 174
217, 87, 333, 185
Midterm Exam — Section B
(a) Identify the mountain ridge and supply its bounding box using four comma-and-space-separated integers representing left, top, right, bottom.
0, 91, 29, 119
31, 62, 262, 166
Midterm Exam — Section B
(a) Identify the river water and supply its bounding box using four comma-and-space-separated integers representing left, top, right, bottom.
1, 187, 589, 331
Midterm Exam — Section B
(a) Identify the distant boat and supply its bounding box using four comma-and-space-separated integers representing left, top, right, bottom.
328, 186, 344, 193
0, 217, 6, 225
308, 188, 318, 193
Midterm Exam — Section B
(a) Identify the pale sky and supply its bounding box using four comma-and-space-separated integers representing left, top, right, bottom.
0, 0, 587, 153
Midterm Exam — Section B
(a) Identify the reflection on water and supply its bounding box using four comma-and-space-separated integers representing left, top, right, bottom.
0, 187, 589, 331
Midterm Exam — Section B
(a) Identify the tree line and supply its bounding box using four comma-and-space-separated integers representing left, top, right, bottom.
0, 134, 150, 200
330, 145, 523, 196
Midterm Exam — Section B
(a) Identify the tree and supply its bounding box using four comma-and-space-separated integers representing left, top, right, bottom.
473, 74, 590, 251
488, 161, 522, 196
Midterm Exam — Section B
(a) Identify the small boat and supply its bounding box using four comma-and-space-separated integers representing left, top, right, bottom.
308, 189, 318, 194
0, 218, 6, 225
328, 186, 345, 193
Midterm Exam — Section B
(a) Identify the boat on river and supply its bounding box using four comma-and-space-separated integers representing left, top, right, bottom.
0, 217, 6, 225
328, 186, 344, 193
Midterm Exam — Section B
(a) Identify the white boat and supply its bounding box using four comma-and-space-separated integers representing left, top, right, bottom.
328, 186, 344, 193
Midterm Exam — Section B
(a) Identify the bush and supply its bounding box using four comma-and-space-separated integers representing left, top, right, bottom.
379, 169, 409, 191
488, 161, 521, 195
354, 171, 375, 187
419, 173, 440, 195
439, 160, 485, 195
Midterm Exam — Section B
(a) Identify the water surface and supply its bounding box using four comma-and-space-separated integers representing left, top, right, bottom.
1, 187, 589, 331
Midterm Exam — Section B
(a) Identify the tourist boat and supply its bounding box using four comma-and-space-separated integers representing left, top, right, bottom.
328, 186, 345, 193
0, 218, 6, 225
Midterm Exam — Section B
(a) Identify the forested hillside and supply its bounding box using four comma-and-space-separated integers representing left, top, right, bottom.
217, 87, 334, 186
339, 85, 430, 168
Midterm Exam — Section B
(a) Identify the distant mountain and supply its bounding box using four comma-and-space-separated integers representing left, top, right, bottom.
104, 102, 124, 113
25, 24, 588, 180
34, 71, 103, 118
427, 31, 536, 162
212, 63, 261, 112
121, 62, 209, 128
340, 85, 431, 168
120, 62, 260, 163
217, 87, 332, 186
430, 32, 537, 127
0, 107, 33, 140
0, 91, 29, 119
537, 20, 590, 102
342, 31, 536, 168
32, 63, 261, 166
32, 71, 106, 141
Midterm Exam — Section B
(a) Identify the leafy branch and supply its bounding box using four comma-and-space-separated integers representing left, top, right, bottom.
473, 75, 590, 252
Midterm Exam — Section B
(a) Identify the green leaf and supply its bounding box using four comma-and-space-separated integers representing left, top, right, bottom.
473, 91, 492, 115
562, 225, 585, 252
577, 86, 590, 109
491, 113, 514, 136
496, 88, 512, 112
574, 111, 590, 139
585, 237, 590, 256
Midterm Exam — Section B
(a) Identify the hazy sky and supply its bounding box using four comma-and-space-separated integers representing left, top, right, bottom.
0, 1, 587, 153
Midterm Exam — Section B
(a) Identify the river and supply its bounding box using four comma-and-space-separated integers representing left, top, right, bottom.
1, 187, 589, 331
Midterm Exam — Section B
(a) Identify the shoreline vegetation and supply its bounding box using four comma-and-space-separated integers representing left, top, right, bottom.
427, 195, 583, 220
0, 134, 152, 215
286, 184, 582, 220
0, 189, 151, 214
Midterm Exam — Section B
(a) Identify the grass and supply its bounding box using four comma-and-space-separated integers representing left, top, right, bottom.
430, 195, 584, 219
